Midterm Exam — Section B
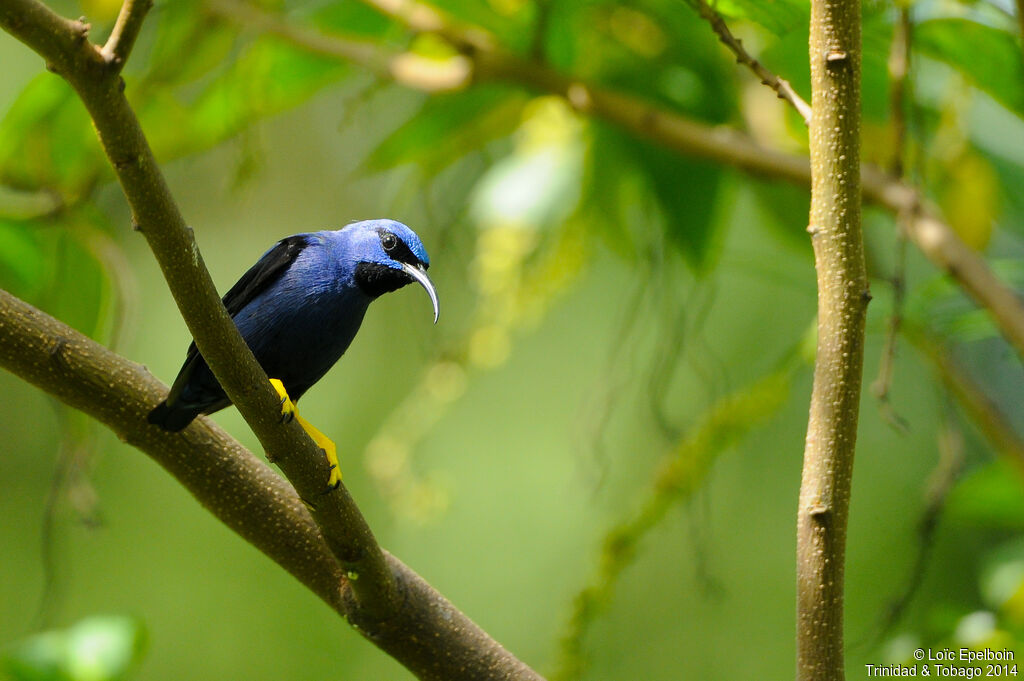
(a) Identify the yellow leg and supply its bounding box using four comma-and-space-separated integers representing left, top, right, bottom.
294, 413, 342, 489
270, 379, 342, 489
270, 378, 297, 423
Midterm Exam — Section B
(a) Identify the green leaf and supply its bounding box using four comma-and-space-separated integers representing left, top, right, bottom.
632, 138, 724, 269
749, 179, 812, 254
310, 1, 395, 37
980, 538, 1024, 611
173, 39, 347, 154
713, 0, 809, 36
582, 122, 724, 267
0, 75, 101, 193
365, 86, 526, 173
916, 19, 1024, 118
985, 151, 1024, 239
580, 122, 638, 258
947, 461, 1024, 530
145, 0, 236, 86
0, 217, 44, 295
2, 615, 147, 681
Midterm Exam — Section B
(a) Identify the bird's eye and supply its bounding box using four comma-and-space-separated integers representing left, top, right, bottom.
381, 232, 398, 251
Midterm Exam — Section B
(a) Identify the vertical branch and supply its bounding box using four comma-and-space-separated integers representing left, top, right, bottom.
797, 0, 866, 680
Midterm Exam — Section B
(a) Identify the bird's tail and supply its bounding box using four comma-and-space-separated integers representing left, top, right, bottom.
147, 400, 200, 432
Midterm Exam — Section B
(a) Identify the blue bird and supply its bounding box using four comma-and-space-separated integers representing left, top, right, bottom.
147, 219, 438, 487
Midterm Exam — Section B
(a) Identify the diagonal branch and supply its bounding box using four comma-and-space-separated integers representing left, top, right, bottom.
209, 0, 1024, 363
205, 0, 469, 92
0, 1, 544, 678
0, 0, 396, 623
688, 0, 813, 125
0, 289, 543, 681
100, 0, 152, 68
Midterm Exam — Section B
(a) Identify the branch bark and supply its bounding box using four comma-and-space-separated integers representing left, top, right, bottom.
0, 289, 543, 681
100, 0, 151, 67
208, 0, 1024, 363
797, 0, 865, 679
0, 1, 543, 678
0, 0, 396, 621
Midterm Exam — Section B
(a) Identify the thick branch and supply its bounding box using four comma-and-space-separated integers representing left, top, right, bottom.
210, 0, 1024, 362
0, 289, 543, 681
797, 0, 865, 679
0, 0, 396, 621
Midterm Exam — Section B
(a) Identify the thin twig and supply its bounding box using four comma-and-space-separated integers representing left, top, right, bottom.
689, 0, 813, 126
1017, 0, 1024, 60
887, 7, 911, 180
867, 413, 964, 644
872, 7, 912, 432
908, 327, 1024, 471
529, 0, 553, 61
100, 0, 153, 67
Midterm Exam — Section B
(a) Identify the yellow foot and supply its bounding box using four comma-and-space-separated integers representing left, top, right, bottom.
270, 378, 296, 423
270, 378, 341, 491
295, 413, 342, 490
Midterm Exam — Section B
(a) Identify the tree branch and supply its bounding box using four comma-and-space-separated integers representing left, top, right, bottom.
688, 0, 813, 125
871, 6, 912, 430
100, 0, 152, 68
797, 0, 865, 679
1016, 0, 1024, 58
0, 1, 546, 675
206, 0, 471, 93
208, 0, 1024, 363
0, 289, 543, 681
0, 0, 399, 622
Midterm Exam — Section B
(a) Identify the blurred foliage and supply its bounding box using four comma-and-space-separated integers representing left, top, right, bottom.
2, 616, 146, 681
1, 0, 1024, 679
555, 366, 796, 680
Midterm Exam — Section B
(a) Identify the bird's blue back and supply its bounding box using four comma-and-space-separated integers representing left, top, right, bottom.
233, 230, 371, 398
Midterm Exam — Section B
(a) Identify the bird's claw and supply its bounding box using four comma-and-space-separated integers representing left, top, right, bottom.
270, 378, 296, 423
327, 462, 342, 491
270, 378, 341, 491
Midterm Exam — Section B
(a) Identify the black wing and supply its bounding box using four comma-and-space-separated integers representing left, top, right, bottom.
221, 234, 312, 316
171, 235, 312, 396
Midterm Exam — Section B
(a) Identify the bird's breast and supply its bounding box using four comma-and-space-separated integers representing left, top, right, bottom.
235, 281, 371, 399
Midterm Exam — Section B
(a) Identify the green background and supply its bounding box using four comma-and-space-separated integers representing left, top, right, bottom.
2, 0, 1024, 679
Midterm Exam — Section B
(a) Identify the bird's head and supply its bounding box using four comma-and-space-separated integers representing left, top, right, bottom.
345, 219, 439, 323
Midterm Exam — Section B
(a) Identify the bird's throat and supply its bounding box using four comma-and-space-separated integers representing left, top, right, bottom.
354, 262, 414, 298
